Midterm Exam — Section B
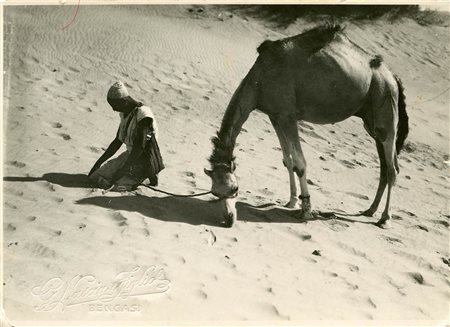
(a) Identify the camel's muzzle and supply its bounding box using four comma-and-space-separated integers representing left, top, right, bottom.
219, 197, 237, 228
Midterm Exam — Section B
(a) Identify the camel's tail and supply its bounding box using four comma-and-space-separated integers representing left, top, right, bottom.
394, 75, 409, 154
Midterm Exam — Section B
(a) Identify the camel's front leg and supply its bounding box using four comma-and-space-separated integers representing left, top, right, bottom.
271, 118, 298, 208
296, 164, 313, 220
280, 118, 313, 220
282, 159, 299, 208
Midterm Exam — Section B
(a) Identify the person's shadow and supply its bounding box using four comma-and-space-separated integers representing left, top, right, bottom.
3, 173, 93, 188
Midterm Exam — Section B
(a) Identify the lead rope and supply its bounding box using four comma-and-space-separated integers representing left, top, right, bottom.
103, 183, 211, 197
139, 184, 212, 198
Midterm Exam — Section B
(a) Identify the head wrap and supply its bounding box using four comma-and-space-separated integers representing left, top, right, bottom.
107, 81, 129, 99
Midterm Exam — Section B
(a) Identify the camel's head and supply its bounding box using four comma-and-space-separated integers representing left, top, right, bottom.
204, 162, 238, 227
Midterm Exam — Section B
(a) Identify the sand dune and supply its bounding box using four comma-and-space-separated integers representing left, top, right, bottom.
2, 5, 449, 325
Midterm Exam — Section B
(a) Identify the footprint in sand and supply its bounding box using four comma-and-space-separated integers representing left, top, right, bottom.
347, 263, 360, 273
432, 219, 449, 228
261, 303, 290, 320
391, 214, 403, 221
6, 223, 16, 232
266, 287, 274, 294
5, 202, 18, 210
43, 182, 56, 192
379, 235, 403, 245
340, 159, 357, 169
185, 179, 197, 188
337, 242, 372, 263
7, 160, 26, 168
27, 242, 56, 258
326, 219, 349, 232
413, 225, 429, 232
408, 272, 425, 285
89, 146, 102, 153
345, 192, 369, 201
325, 271, 338, 277
367, 296, 377, 308
68, 66, 80, 73
197, 289, 208, 300
223, 255, 237, 270
60, 133, 71, 140
285, 227, 312, 241
400, 209, 416, 217
112, 212, 128, 227
260, 187, 274, 196
54, 197, 64, 204
185, 171, 195, 178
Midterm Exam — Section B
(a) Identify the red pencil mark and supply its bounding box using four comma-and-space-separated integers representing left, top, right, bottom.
61, 0, 81, 30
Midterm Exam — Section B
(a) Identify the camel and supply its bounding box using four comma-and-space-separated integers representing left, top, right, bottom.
204, 24, 409, 229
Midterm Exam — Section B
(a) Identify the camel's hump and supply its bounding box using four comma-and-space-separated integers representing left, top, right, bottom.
257, 23, 345, 56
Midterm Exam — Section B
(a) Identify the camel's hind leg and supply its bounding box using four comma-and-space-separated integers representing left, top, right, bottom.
362, 139, 387, 217
271, 117, 312, 219
366, 88, 399, 227
376, 136, 399, 229
270, 118, 298, 208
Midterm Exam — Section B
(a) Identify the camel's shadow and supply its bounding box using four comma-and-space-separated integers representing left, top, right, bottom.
77, 195, 226, 227
76, 195, 375, 227
238, 202, 376, 226
4, 173, 93, 188
5, 173, 376, 227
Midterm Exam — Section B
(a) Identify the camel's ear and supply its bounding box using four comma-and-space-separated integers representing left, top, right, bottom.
204, 168, 213, 177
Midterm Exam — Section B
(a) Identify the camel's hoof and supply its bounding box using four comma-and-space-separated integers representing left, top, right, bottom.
299, 210, 313, 220
361, 208, 376, 217
222, 213, 236, 228
376, 218, 392, 229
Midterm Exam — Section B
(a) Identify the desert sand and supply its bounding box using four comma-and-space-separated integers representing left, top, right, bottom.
2, 5, 449, 325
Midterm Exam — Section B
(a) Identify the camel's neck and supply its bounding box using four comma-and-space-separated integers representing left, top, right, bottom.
210, 67, 259, 166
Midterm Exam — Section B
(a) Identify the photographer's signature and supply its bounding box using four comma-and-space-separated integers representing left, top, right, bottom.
31, 266, 170, 312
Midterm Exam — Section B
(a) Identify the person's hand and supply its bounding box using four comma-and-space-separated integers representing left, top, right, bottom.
88, 163, 101, 176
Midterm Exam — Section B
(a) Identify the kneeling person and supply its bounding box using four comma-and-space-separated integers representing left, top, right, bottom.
89, 81, 164, 191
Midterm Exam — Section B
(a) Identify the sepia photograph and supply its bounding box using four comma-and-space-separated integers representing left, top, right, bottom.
1, 2, 449, 325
